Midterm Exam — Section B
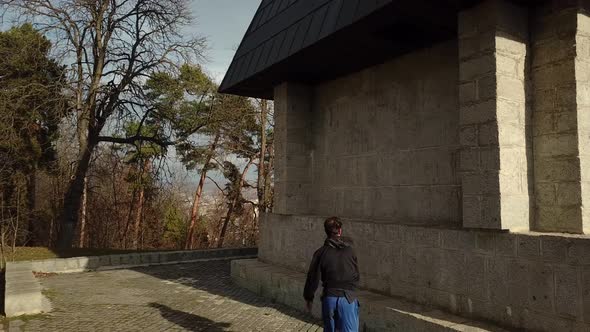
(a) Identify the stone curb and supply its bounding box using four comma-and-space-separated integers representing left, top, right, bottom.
4, 247, 257, 317
12, 247, 257, 274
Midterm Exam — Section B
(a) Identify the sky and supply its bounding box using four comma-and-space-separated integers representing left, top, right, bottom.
189, 0, 260, 84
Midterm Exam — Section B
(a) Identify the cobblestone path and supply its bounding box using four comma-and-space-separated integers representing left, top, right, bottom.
4, 260, 322, 332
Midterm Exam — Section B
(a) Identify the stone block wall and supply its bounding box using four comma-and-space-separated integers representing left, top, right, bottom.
579, 5, 590, 235
270, 0, 590, 234
309, 41, 461, 226
531, 2, 590, 233
458, 0, 530, 231
273, 83, 313, 215
262, 1, 590, 331
259, 213, 590, 331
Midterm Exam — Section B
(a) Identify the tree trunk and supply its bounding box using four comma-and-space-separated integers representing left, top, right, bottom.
78, 176, 88, 248
132, 185, 145, 250
257, 99, 267, 213
132, 159, 150, 250
48, 216, 54, 247
185, 133, 220, 249
110, 156, 123, 248
185, 172, 206, 249
27, 167, 36, 225
0, 225, 5, 270
264, 143, 274, 211
217, 159, 254, 248
217, 200, 236, 249
121, 187, 138, 248
57, 138, 95, 249
49, 175, 61, 247
25, 168, 37, 246
12, 186, 21, 260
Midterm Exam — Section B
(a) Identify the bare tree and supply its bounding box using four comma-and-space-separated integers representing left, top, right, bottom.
1, 0, 205, 248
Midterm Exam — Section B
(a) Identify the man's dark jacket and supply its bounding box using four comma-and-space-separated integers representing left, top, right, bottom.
303, 237, 359, 302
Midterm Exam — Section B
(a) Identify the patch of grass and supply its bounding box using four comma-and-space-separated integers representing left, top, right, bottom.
41, 288, 59, 300
33, 271, 58, 279
0, 312, 50, 325
10, 313, 50, 322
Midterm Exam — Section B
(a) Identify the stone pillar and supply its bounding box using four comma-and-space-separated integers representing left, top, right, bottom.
273, 82, 313, 215
458, 0, 530, 231
531, 2, 590, 233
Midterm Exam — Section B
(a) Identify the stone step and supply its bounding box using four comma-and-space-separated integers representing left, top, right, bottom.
4, 263, 51, 317
231, 259, 510, 332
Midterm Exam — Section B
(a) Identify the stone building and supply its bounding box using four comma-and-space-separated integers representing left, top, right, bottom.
221, 0, 590, 330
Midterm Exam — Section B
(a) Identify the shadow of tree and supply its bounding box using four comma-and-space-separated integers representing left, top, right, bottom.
149, 302, 231, 332
134, 260, 321, 328
136, 259, 508, 332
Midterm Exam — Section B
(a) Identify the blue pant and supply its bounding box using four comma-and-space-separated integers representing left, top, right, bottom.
321, 296, 359, 332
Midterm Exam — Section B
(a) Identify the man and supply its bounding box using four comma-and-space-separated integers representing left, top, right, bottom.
303, 216, 360, 332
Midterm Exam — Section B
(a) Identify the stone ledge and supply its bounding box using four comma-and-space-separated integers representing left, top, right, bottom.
10, 247, 257, 274
4, 262, 51, 317
4, 248, 257, 318
231, 259, 510, 332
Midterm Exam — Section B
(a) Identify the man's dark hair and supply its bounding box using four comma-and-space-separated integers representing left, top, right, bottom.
324, 216, 342, 237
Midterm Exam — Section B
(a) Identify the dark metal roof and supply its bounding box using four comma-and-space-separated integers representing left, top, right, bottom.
220, 0, 544, 99
220, 0, 399, 98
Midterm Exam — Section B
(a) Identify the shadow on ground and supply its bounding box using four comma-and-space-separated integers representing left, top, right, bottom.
132, 260, 321, 328
150, 303, 230, 332
134, 260, 509, 332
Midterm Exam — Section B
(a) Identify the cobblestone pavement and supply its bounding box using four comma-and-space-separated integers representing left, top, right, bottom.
3, 260, 322, 332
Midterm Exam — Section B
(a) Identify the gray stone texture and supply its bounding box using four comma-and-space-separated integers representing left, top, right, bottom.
309, 40, 461, 226
4, 262, 51, 317
458, 0, 530, 231
258, 213, 590, 332
273, 82, 313, 215
532, 1, 590, 233
10, 260, 322, 331
21, 247, 257, 274
232, 259, 511, 332
270, 0, 590, 234
4, 248, 256, 319
260, 0, 590, 331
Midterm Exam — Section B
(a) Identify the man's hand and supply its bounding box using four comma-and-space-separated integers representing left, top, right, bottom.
305, 301, 313, 313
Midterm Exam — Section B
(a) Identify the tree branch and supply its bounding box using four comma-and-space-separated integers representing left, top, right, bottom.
206, 176, 226, 196
97, 135, 174, 146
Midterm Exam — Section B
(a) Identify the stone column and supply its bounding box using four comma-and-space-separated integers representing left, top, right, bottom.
458, 0, 530, 231
532, 2, 590, 233
273, 82, 313, 215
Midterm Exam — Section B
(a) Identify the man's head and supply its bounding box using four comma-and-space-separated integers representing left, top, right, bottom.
324, 216, 342, 238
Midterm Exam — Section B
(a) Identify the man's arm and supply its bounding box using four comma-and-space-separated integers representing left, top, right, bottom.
303, 249, 322, 303
351, 248, 360, 283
